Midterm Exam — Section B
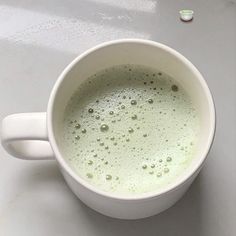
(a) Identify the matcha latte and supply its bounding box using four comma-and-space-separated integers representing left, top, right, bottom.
62, 65, 199, 195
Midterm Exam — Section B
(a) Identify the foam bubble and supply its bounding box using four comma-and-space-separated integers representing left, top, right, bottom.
100, 124, 109, 132
75, 124, 81, 129
88, 108, 94, 113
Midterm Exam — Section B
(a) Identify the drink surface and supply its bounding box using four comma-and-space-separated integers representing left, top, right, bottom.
63, 65, 199, 195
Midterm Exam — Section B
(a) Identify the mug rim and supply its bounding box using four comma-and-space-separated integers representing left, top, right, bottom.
47, 39, 216, 201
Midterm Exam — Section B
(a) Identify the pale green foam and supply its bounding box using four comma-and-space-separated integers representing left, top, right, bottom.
62, 65, 199, 195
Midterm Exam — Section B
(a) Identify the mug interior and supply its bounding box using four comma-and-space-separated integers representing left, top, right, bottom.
48, 40, 215, 199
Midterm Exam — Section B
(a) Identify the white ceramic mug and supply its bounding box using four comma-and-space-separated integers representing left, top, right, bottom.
1, 39, 216, 219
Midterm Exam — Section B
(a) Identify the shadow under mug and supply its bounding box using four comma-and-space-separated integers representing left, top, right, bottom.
1, 39, 216, 219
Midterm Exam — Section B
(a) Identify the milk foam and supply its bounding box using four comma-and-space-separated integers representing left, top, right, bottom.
62, 65, 199, 195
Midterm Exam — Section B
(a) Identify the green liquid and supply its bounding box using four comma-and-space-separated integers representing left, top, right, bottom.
62, 65, 199, 195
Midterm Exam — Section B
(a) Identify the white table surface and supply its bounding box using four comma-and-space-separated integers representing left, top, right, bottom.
0, 0, 235, 235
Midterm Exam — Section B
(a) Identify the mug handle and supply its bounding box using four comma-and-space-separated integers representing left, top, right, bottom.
1, 112, 54, 160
